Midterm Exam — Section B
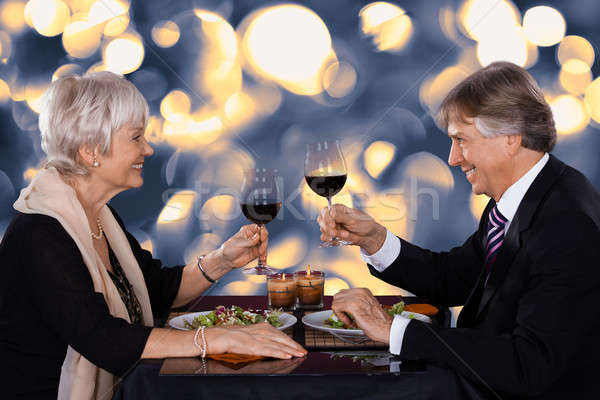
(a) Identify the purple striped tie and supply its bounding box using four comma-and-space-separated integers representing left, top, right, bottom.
485, 205, 508, 274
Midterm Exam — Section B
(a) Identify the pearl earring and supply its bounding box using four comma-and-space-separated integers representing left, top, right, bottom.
93, 158, 99, 168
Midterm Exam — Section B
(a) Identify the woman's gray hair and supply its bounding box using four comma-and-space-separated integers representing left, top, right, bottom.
38, 71, 149, 177
436, 61, 556, 152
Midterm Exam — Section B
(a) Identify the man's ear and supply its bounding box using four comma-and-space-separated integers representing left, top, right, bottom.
505, 134, 522, 156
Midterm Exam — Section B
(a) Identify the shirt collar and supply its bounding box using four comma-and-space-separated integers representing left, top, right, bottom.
496, 153, 549, 223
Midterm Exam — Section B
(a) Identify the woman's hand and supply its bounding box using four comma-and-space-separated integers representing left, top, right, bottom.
317, 204, 387, 255
206, 323, 307, 359
218, 224, 269, 270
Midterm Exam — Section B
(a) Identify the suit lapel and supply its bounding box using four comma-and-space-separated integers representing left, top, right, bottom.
476, 155, 566, 318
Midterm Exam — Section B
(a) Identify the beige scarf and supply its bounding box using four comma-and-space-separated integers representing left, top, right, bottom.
13, 167, 154, 400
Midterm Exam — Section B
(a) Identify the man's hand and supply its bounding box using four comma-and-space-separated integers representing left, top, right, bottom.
331, 288, 393, 344
317, 204, 387, 255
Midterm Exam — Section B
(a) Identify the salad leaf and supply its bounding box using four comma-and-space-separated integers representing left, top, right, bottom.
386, 301, 405, 316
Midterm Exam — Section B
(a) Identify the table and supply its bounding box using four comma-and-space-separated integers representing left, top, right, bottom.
112, 296, 494, 400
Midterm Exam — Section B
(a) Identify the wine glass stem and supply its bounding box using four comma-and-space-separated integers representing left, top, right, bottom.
257, 224, 265, 268
327, 197, 337, 242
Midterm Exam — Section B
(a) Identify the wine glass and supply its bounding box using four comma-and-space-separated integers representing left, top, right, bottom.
304, 140, 350, 247
239, 168, 282, 275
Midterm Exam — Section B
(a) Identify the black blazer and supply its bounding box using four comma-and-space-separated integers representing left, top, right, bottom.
369, 155, 600, 399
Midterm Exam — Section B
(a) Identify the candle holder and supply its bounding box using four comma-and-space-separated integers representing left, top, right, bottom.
295, 270, 325, 309
267, 273, 297, 310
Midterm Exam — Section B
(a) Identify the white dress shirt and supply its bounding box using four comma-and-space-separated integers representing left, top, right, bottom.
360, 153, 550, 355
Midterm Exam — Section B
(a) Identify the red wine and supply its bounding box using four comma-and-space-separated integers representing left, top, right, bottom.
305, 174, 347, 198
241, 201, 282, 225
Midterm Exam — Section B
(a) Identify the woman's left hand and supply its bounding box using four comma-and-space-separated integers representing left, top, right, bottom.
218, 224, 268, 270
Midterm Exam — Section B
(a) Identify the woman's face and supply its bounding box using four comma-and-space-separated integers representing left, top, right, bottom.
94, 124, 154, 191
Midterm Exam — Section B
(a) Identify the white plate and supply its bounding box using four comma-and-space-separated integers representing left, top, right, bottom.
301, 310, 432, 337
169, 311, 297, 331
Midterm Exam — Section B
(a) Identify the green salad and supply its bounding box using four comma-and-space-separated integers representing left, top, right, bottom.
324, 301, 405, 329
184, 305, 283, 329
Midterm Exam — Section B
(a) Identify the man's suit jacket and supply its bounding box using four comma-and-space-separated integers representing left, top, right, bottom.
369, 155, 600, 399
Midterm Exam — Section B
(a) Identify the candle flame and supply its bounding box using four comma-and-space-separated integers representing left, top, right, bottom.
307, 264, 311, 276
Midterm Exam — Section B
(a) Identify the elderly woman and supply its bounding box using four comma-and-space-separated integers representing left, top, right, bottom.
0, 72, 306, 400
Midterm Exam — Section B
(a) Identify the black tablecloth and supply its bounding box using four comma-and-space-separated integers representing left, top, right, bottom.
112, 296, 494, 400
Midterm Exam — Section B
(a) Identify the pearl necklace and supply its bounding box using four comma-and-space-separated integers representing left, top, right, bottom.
91, 218, 104, 240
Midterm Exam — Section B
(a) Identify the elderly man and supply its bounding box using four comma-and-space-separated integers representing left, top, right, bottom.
318, 62, 600, 399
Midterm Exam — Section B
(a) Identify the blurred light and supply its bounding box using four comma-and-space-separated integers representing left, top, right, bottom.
323, 61, 357, 99
23, 167, 39, 181
64, 0, 96, 14
364, 140, 396, 179
220, 280, 258, 295
152, 20, 180, 48
195, 10, 242, 105
559, 59, 592, 95
550, 95, 589, 136
359, 2, 413, 53
1, 1, 27, 34
199, 194, 237, 222
584, 78, 600, 124
324, 277, 350, 295
104, 14, 129, 37
88, 0, 129, 25
267, 232, 307, 269
0, 30, 12, 61
470, 193, 490, 220
557, 35, 595, 67
401, 152, 454, 190
420, 66, 469, 114
9, 80, 25, 101
523, 39, 539, 69
145, 115, 163, 144
0, 79, 9, 102
439, 7, 458, 41
103, 32, 144, 74
162, 112, 224, 149
139, 238, 153, 253
28, 0, 70, 37
52, 63, 84, 81
324, 255, 408, 295
240, 4, 334, 96
247, 83, 282, 116
62, 13, 103, 59
86, 61, 106, 74
224, 91, 255, 126
458, 0, 521, 42
160, 90, 191, 123
184, 233, 223, 263
522, 6, 565, 47
477, 27, 527, 67
25, 82, 47, 113
157, 190, 196, 223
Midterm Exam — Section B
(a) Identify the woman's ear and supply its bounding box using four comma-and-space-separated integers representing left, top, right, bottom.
78, 145, 96, 167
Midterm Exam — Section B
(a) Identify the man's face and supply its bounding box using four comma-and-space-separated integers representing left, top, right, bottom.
447, 117, 513, 201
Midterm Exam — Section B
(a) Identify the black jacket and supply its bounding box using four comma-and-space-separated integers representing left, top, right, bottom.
0, 206, 183, 399
370, 155, 600, 398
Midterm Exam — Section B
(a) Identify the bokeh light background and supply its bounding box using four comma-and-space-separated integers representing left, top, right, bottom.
1, 1, 599, 309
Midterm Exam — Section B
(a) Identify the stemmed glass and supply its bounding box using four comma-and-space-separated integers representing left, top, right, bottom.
304, 140, 350, 247
239, 168, 282, 275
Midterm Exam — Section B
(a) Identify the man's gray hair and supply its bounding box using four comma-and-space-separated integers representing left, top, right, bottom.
436, 61, 556, 152
38, 71, 149, 176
